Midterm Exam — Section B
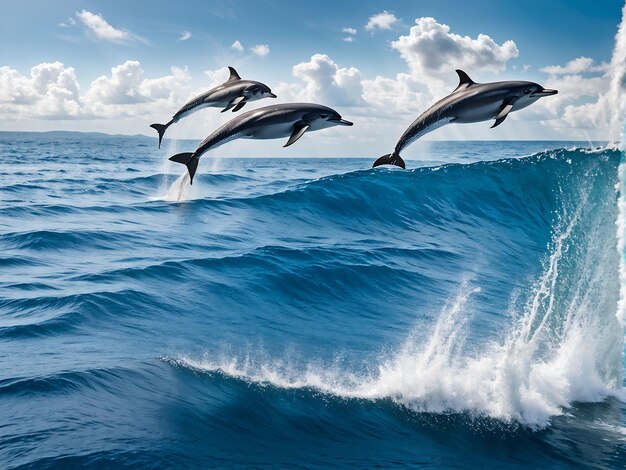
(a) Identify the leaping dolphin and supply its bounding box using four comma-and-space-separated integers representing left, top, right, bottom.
150, 66, 276, 148
373, 70, 558, 168
168, 103, 353, 184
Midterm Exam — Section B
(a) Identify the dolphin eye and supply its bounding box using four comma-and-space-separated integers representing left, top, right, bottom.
320, 114, 328, 119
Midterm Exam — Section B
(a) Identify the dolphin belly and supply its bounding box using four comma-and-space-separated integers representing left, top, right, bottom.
451, 101, 503, 123
248, 122, 296, 140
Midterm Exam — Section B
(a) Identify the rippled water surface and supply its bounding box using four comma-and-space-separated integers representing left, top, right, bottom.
0, 132, 624, 468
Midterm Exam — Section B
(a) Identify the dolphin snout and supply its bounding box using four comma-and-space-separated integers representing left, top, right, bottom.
330, 118, 353, 126
533, 88, 558, 97
269, 93, 277, 98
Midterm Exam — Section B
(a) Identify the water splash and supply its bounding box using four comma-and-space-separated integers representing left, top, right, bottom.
609, 5, 626, 145
156, 171, 191, 202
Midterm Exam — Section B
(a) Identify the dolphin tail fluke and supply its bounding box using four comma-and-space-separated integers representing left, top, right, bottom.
372, 153, 406, 169
169, 152, 199, 185
150, 120, 173, 149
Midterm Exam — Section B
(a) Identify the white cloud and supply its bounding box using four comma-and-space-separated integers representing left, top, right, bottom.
204, 66, 232, 88
84, 60, 190, 113
535, 22, 626, 142
342, 27, 357, 35
76, 10, 146, 44
0, 62, 82, 118
179, 31, 192, 41
250, 44, 270, 57
230, 40, 244, 52
343, 36, 354, 43
365, 11, 398, 32
0, 60, 191, 120
58, 17, 76, 28
361, 73, 429, 115
540, 57, 609, 75
288, 54, 364, 106
542, 74, 607, 114
391, 17, 519, 95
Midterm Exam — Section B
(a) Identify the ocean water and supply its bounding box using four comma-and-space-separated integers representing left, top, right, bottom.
0, 132, 624, 469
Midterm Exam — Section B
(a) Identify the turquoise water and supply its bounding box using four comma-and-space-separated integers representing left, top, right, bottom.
0, 132, 624, 468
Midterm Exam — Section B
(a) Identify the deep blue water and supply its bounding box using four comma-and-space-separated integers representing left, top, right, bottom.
0, 132, 624, 469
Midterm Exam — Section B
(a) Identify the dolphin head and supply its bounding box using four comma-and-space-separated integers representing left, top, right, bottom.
510, 81, 558, 108
308, 109, 353, 129
245, 83, 277, 100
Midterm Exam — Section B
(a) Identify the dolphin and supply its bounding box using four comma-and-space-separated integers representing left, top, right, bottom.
150, 66, 276, 148
373, 70, 558, 168
168, 103, 353, 184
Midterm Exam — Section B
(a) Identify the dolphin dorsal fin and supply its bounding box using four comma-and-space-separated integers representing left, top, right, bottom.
454, 69, 475, 91
227, 66, 241, 81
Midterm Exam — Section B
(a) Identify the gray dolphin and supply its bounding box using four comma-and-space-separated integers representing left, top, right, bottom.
150, 66, 276, 148
168, 103, 353, 184
373, 70, 558, 168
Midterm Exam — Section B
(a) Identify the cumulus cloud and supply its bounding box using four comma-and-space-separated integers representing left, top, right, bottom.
288, 54, 364, 106
0, 60, 190, 120
76, 10, 146, 44
250, 44, 270, 57
391, 17, 518, 95
84, 60, 191, 116
361, 73, 429, 115
365, 11, 398, 32
540, 57, 609, 75
230, 40, 244, 52
342, 26, 357, 42
204, 66, 233, 88
0, 62, 82, 118
537, 38, 626, 142
179, 31, 192, 41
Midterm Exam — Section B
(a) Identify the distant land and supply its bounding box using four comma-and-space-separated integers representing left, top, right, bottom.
0, 130, 151, 139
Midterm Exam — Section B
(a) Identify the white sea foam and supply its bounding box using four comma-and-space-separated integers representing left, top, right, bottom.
617, 159, 626, 327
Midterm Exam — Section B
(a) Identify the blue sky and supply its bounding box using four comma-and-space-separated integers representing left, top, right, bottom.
1, 0, 624, 156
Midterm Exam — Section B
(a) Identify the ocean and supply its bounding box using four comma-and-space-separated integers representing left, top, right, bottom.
0, 132, 624, 468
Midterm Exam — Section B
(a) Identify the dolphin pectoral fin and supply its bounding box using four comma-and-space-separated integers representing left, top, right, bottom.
284, 122, 310, 147
222, 96, 245, 113
231, 99, 247, 112
491, 104, 513, 128
227, 66, 241, 81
